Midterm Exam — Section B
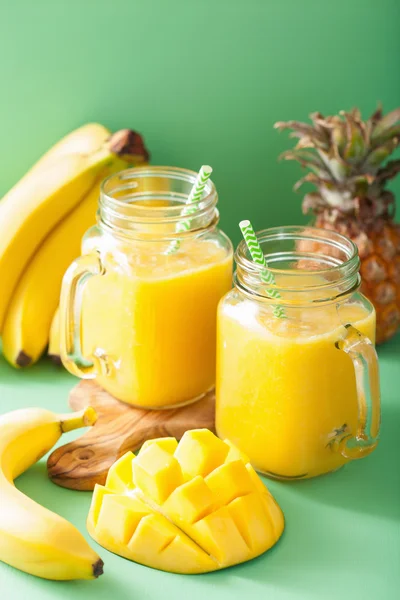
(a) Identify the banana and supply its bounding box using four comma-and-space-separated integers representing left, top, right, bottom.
4, 123, 110, 200
0, 406, 103, 580
1, 122, 112, 367
22, 123, 111, 177
0, 129, 149, 332
48, 307, 61, 365
2, 170, 124, 368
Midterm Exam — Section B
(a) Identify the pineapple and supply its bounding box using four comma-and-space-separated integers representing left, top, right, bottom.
275, 106, 400, 344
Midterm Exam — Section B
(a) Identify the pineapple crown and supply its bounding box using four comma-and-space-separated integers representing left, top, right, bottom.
274, 106, 400, 226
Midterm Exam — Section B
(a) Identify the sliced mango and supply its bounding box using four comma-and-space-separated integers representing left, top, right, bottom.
87, 429, 284, 574
140, 437, 178, 455
205, 459, 253, 508
163, 475, 214, 525
152, 533, 217, 574
128, 513, 217, 574
88, 484, 114, 527
128, 512, 179, 554
132, 444, 183, 504
228, 492, 276, 553
224, 438, 250, 464
106, 451, 135, 492
97, 494, 151, 545
189, 506, 249, 565
174, 429, 229, 479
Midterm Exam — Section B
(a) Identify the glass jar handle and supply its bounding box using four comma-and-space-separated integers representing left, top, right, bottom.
60, 252, 110, 379
332, 324, 381, 459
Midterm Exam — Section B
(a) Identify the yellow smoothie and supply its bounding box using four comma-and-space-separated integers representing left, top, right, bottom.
81, 238, 232, 408
216, 289, 376, 479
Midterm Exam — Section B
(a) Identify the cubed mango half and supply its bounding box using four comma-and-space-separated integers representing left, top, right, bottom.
87, 429, 284, 574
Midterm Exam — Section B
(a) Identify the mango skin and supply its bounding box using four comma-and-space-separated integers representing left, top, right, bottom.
87, 430, 284, 574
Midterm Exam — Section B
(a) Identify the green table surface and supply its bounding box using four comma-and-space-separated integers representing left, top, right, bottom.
0, 336, 399, 600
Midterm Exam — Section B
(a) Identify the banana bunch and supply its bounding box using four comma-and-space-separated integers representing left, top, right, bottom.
0, 123, 149, 368
0, 405, 103, 579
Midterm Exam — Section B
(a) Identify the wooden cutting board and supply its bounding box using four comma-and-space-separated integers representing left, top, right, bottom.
47, 380, 215, 491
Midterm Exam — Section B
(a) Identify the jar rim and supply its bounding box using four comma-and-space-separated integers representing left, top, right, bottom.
235, 225, 359, 276
100, 166, 218, 223
234, 225, 361, 305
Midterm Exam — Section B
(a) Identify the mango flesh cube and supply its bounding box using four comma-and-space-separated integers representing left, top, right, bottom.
156, 534, 218, 574
246, 463, 267, 493
88, 484, 115, 527
87, 429, 285, 574
224, 439, 250, 464
190, 506, 249, 566
96, 494, 151, 545
228, 492, 278, 553
128, 513, 217, 574
174, 429, 229, 479
163, 475, 214, 525
140, 437, 178, 455
245, 464, 285, 538
132, 444, 183, 504
105, 451, 135, 492
259, 491, 285, 539
128, 512, 178, 554
205, 459, 253, 508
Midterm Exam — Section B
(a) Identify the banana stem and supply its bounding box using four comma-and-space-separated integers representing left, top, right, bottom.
59, 407, 98, 433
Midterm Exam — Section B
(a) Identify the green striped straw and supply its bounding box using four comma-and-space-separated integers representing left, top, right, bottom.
239, 220, 286, 318
165, 165, 213, 254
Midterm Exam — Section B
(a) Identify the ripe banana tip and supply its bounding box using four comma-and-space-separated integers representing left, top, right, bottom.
48, 353, 62, 367
109, 129, 150, 163
16, 351, 33, 367
92, 558, 104, 578
60, 407, 98, 433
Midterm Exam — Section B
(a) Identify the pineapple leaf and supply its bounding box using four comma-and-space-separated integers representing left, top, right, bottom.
352, 176, 370, 198
365, 104, 382, 145
367, 138, 400, 166
274, 121, 329, 149
364, 121, 372, 147
340, 111, 366, 161
380, 190, 396, 218
350, 107, 362, 121
368, 104, 383, 127
376, 159, 400, 182
295, 137, 315, 149
309, 112, 325, 124
309, 113, 334, 137
330, 118, 347, 157
293, 172, 334, 191
319, 146, 351, 180
352, 173, 375, 185
279, 149, 330, 175
371, 108, 400, 142
275, 105, 400, 221
372, 124, 400, 147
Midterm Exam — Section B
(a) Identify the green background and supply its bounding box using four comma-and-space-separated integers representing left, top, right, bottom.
1, 0, 399, 245
0, 1, 399, 599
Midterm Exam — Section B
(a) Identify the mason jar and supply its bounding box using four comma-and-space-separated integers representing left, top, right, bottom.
60, 167, 233, 408
216, 226, 380, 479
